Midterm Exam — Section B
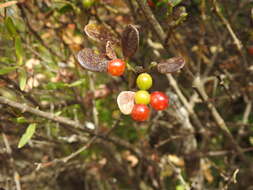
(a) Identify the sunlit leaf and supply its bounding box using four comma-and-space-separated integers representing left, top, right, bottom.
18, 123, 37, 148
16, 117, 28, 124
15, 36, 24, 65
176, 185, 185, 190
4, 17, 17, 37
0, 1, 18, 9
117, 91, 135, 115
169, 0, 183, 7
68, 79, 86, 87
0, 66, 17, 75
105, 41, 117, 60
251, 7, 253, 21
77, 48, 108, 72
82, 0, 95, 9
45, 82, 67, 90
84, 23, 119, 45
157, 56, 185, 74
249, 136, 253, 146
19, 68, 27, 91
121, 25, 139, 58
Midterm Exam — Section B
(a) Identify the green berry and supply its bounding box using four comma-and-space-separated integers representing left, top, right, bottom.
134, 90, 150, 104
136, 73, 153, 90
82, 0, 94, 9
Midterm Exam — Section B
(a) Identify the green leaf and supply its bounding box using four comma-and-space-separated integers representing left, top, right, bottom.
18, 123, 37, 148
176, 185, 185, 190
19, 68, 27, 91
55, 111, 62, 116
168, 0, 183, 6
15, 36, 24, 65
16, 117, 28, 124
249, 137, 253, 146
45, 80, 86, 90
0, 66, 17, 75
45, 82, 67, 90
68, 79, 86, 87
58, 4, 73, 14
4, 17, 17, 37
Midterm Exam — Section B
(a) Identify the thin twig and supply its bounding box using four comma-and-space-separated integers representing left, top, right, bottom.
242, 96, 252, 124
193, 76, 250, 166
137, 0, 251, 168
206, 147, 253, 157
136, 0, 205, 133
88, 72, 99, 131
0, 76, 40, 107
0, 96, 141, 157
17, 4, 62, 59
2, 132, 22, 190
136, 0, 166, 42
166, 158, 190, 190
211, 0, 248, 67
36, 120, 119, 170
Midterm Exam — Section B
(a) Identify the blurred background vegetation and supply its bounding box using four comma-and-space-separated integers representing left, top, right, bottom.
0, 0, 253, 189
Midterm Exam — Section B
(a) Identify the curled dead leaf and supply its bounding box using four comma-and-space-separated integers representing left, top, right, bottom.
157, 56, 185, 74
77, 48, 108, 72
117, 91, 135, 115
94, 84, 111, 99
168, 154, 184, 167
84, 23, 119, 45
105, 41, 117, 60
121, 24, 139, 58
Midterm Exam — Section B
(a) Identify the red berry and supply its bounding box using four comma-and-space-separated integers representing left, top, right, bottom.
148, 0, 155, 7
247, 46, 253, 56
107, 59, 126, 76
150, 91, 169, 110
131, 104, 150, 121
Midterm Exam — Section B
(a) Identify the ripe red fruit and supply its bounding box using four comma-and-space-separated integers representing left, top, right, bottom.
247, 46, 253, 55
107, 59, 126, 76
148, 0, 155, 7
150, 91, 169, 110
131, 104, 150, 121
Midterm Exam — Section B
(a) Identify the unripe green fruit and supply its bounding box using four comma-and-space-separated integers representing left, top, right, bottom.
82, 0, 94, 9
134, 90, 150, 104
136, 73, 153, 90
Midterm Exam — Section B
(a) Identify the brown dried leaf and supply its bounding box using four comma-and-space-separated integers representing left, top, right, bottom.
121, 24, 139, 58
251, 8, 253, 21
84, 23, 118, 45
123, 151, 139, 167
117, 91, 135, 115
94, 84, 111, 99
168, 155, 184, 167
126, 154, 138, 167
157, 56, 185, 74
0, 1, 17, 9
202, 160, 213, 183
0, 80, 7, 87
77, 48, 108, 72
106, 41, 117, 60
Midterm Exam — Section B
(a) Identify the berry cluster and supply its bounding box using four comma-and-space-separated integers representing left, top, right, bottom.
101, 58, 169, 122
77, 23, 184, 122
117, 73, 169, 122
